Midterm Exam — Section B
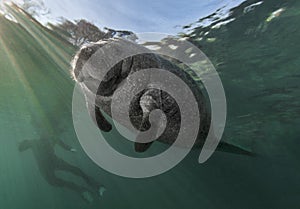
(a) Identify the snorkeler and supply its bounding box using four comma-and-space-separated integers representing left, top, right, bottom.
18, 135, 106, 203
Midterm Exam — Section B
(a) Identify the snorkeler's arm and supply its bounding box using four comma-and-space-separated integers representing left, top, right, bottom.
57, 140, 77, 152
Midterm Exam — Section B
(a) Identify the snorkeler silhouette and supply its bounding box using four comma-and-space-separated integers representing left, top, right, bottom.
18, 135, 106, 203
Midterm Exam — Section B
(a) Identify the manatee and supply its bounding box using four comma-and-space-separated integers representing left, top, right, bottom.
71, 38, 252, 155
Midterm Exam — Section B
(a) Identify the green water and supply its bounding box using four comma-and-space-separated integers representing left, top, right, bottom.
0, 1, 300, 209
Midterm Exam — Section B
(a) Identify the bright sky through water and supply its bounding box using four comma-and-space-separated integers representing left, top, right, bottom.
44, 0, 246, 34
2, 0, 246, 34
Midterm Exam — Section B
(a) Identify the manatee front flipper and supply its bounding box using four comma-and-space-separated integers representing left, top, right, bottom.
95, 106, 112, 132
86, 101, 112, 132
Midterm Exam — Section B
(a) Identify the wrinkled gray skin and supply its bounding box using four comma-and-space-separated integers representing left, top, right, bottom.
72, 38, 251, 155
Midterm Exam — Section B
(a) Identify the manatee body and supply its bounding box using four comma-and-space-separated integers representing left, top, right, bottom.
72, 38, 250, 155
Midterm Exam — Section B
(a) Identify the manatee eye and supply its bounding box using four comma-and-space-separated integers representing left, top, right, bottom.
86, 47, 93, 53
81, 47, 95, 60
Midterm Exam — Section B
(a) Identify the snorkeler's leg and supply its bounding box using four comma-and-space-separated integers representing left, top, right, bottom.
46, 171, 94, 203
45, 171, 93, 203
55, 158, 105, 193
48, 174, 87, 192
56, 158, 91, 182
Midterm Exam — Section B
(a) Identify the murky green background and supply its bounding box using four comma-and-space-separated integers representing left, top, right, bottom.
0, 1, 299, 208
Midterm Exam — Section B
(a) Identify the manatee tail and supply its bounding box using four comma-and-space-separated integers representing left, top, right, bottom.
216, 141, 256, 156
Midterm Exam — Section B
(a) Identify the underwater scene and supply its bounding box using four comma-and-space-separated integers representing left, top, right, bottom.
0, 0, 299, 208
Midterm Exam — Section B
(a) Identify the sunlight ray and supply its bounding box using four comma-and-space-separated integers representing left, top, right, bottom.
0, 32, 55, 134
6, 4, 72, 74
